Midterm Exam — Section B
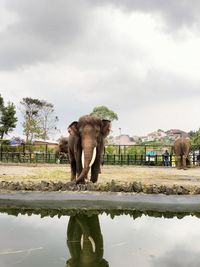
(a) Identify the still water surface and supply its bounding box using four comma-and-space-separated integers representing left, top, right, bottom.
0, 211, 200, 267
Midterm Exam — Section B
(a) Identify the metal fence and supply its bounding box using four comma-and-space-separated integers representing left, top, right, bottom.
0, 144, 200, 166
0, 151, 200, 167
0, 152, 60, 164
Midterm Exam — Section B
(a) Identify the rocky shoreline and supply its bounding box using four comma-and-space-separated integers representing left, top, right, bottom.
0, 179, 199, 195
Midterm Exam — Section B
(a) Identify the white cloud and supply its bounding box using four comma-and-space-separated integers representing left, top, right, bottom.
1, 1, 200, 139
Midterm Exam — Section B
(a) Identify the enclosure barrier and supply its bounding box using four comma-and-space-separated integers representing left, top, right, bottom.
0, 152, 199, 166
0, 144, 200, 166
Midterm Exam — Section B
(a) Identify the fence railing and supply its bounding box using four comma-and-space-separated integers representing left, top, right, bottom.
0, 152, 60, 164
0, 151, 200, 166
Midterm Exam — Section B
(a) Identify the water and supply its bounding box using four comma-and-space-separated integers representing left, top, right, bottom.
0, 210, 200, 267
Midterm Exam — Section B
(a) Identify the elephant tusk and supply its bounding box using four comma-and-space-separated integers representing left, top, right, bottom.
81, 147, 97, 168
80, 234, 96, 253
81, 151, 84, 168
89, 147, 96, 167
88, 236, 96, 253
81, 234, 84, 250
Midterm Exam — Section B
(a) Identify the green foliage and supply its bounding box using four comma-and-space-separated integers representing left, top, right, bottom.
0, 95, 17, 139
105, 145, 146, 155
20, 97, 59, 142
36, 101, 59, 140
126, 146, 145, 154
20, 97, 43, 142
105, 145, 117, 154
191, 129, 200, 146
90, 106, 118, 121
188, 130, 196, 138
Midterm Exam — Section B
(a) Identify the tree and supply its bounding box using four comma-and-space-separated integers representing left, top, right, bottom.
191, 129, 200, 146
90, 106, 118, 121
20, 97, 59, 142
36, 101, 59, 140
20, 97, 44, 142
188, 130, 196, 138
0, 95, 4, 129
0, 95, 17, 139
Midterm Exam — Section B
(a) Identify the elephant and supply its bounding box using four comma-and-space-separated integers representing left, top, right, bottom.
66, 214, 109, 267
55, 137, 68, 163
67, 115, 111, 184
173, 136, 191, 170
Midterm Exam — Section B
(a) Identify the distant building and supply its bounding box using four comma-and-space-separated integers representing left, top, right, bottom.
33, 139, 58, 149
147, 130, 166, 141
113, 134, 135, 145
165, 129, 188, 140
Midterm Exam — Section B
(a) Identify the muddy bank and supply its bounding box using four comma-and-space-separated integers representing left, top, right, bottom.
1, 164, 200, 194
0, 179, 199, 195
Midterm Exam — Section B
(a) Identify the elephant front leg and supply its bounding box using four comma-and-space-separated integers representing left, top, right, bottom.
91, 154, 101, 183
70, 159, 77, 181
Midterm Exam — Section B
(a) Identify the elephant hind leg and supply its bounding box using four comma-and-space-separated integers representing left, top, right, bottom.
182, 155, 188, 170
176, 156, 182, 169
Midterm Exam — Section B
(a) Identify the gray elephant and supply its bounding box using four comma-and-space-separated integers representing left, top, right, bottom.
55, 137, 68, 163
173, 136, 191, 170
67, 115, 111, 184
66, 214, 109, 267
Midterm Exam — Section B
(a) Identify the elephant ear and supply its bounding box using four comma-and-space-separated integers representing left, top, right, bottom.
68, 121, 79, 136
101, 120, 111, 138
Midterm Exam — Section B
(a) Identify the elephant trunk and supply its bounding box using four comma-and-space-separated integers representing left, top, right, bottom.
76, 145, 96, 184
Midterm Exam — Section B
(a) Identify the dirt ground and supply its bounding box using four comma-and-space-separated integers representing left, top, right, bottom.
0, 163, 200, 187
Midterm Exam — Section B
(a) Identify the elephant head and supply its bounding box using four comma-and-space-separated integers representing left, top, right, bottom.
55, 137, 68, 162
68, 115, 111, 184
58, 137, 68, 154
66, 214, 109, 267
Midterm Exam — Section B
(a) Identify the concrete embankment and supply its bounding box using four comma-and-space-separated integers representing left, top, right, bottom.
1, 191, 200, 213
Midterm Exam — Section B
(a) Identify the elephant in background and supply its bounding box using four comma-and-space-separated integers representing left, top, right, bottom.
173, 136, 191, 170
67, 115, 111, 184
66, 214, 109, 267
55, 137, 68, 163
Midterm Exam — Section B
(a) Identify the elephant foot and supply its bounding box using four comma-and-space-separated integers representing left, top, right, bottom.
183, 167, 188, 170
66, 180, 76, 187
90, 173, 98, 183
76, 178, 85, 185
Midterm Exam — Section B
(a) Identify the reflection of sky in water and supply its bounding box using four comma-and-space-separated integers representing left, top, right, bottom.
0, 214, 69, 267
0, 212, 200, 267
100, 214, 200, 267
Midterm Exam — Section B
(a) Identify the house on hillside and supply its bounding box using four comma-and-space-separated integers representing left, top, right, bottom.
165, 129, 188, 140
147, 130, 166, 141
113, 134, 136, 145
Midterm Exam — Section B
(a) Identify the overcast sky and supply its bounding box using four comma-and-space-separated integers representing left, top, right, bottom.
1, 0, 200, 139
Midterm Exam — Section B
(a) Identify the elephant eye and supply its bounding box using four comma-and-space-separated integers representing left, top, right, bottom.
96, 127, 100, 135
79, 128, 83, 135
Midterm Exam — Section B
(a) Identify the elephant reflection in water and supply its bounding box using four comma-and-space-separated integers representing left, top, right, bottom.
66, 214, 109, 267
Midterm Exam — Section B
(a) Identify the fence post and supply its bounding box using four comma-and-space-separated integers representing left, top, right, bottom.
140, 155, 143, 165
193, 152, 195, 166
144, 145, 147, 157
